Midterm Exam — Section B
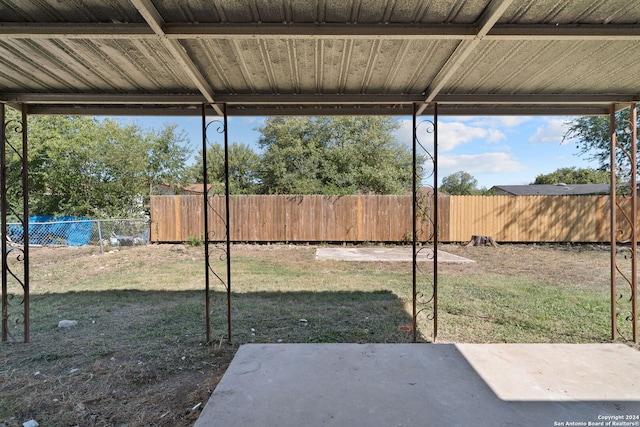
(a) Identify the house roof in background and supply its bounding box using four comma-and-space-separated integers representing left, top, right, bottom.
491, 184, 610, 196
1, 0, 639, 117
157, 183, 213, 195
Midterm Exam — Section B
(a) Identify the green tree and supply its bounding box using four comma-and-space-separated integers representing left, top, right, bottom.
564, 108, 639, 175
190, 142, 261, 194
257, 117, 325, 194
532, 167, 609, 185
439, 171, 479, 195
146, 123, 192, 196
5, 109, 190, 217
256, 116, 414, 194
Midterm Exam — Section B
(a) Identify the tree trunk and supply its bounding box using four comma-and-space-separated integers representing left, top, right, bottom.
466, 235, 498, 247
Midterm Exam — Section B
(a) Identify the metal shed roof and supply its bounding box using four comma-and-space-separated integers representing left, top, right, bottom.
0, 0, 639, 116
491, 184, 610, 196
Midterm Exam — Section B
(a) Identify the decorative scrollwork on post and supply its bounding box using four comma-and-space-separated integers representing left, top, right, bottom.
202, 104, 232, 345
412, 103, 438, 342
611, 103, 638, 343
2, 103, 30, 343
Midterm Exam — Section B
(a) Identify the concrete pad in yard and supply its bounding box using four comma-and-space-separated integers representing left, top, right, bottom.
315, 247, 474, 263
194, 343, 640, 427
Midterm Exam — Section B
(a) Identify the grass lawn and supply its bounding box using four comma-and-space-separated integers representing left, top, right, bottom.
0, 242, 628, 426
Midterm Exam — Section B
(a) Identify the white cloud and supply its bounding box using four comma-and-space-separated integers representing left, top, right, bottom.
394, 119, 418, 148
470, 116, 534, 128
486, 128, 506, 143
394, 119, 507, 153
528, 118, 570, 144
438, 152, 527, 175
439, 122, 500, 151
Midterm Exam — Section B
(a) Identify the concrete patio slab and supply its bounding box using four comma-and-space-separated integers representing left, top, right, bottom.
194, 343, 640, 427
315, 247, 474, 263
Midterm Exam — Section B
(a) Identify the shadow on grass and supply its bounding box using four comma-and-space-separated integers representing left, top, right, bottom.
1, 289, 413, 426
227, 290, 414, 344
4, 288, 414, 360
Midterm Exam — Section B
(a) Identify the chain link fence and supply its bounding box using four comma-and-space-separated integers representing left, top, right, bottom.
8, 217, 150, 253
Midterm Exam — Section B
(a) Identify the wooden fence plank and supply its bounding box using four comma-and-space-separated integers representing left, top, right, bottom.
150, 194, 619, 243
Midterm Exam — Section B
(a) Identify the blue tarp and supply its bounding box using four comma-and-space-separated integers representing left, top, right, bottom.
9, 216, 93, 246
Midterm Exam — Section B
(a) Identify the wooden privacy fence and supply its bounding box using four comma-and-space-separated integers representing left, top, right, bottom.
447, 195, 610, 242
150, 194, 615, 243
150, 194, 446, 243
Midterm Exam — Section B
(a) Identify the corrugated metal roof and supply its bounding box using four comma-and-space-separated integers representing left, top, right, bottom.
0, 0, 639, 116
492, 184, 610, 196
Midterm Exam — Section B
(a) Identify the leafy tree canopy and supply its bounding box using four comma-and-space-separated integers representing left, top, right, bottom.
5, 109, 191, 217
190, 142, 261, 195
256, 116, 415, 195
439, 171, 480, 195
532, 167, 610, 185
564, 108, 639, 176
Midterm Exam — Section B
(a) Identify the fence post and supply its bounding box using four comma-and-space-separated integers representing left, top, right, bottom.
97, 220, 104, 255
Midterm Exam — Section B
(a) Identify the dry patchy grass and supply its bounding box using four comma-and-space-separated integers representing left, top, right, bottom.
0, 242, 629, 426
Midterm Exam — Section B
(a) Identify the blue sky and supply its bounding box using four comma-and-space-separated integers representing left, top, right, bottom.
121, 114, 598, 190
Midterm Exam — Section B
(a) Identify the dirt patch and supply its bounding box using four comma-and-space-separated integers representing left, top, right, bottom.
315, 246, 474, 263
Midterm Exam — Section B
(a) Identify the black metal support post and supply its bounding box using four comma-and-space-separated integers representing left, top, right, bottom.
412, 103, 438, 342
202, 104, 232, 344
202, 104, 211, 343
1, 103, 29, 343
633, 103, 638, 343
610, 104, 617, 341
610, 103, 638, 343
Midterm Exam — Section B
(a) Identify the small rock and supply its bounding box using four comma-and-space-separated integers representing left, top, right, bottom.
58, 320, 78, 328
170, 244, 187, 252
23, 420, 39, 427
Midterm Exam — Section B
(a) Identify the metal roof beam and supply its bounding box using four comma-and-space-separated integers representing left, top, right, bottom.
210, 94, 428, 104
129, 0, 223, 115
433, 106, 612, 116
487, 24, 640, 40
435, 94, 640, 104
0, 22, 153, 38
4, 92, 639, 106
21, 104, 612, 117
0, 22, 477, 40
0, 93, 206, 104
0, 93, 424, 105
24, 105, 207, 116
163, 23, 476, 40
1, 22, 639, 41
417, 0, 515, 114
